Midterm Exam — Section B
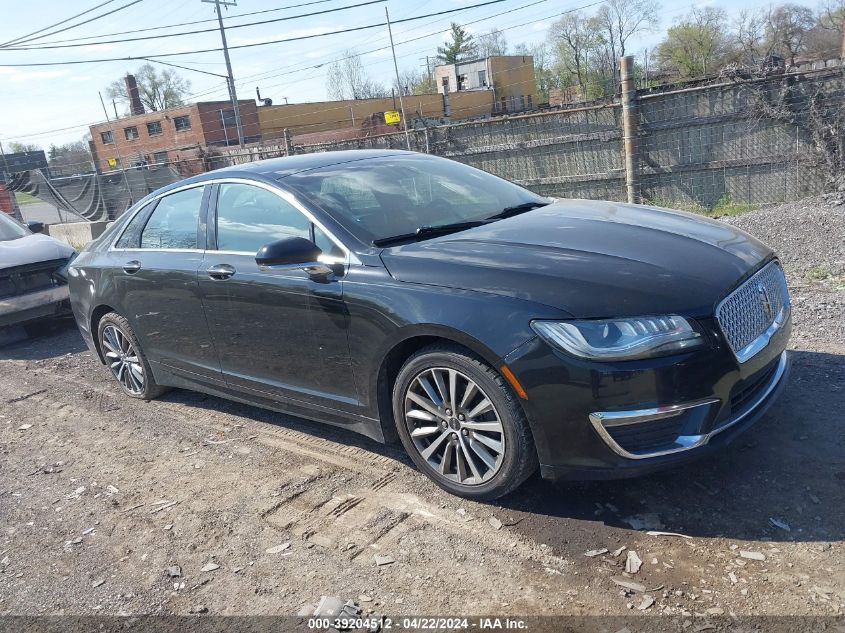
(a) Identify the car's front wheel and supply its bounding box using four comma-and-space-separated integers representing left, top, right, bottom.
392, 344, 538, 500
97, 312, 166, 400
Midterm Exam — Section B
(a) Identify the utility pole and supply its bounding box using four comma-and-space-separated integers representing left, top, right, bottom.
385, 7, 411, 151
203, 0, 244, 147
99, 91, 133, 206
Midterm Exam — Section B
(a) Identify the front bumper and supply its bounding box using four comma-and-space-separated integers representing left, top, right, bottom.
505, 313, 791, 480
0, 285, 71, 328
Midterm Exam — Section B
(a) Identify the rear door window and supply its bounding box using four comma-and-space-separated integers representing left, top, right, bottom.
140, 186, 205, 250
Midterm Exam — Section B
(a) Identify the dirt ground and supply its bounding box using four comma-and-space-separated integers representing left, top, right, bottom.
1, 198, 844, 624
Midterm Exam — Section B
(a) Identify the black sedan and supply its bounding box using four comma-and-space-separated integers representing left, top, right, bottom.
67, 150, 791, 499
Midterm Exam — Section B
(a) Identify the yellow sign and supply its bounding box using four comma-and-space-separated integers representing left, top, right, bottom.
107, 158, 118, 167
384, 110, 401, 125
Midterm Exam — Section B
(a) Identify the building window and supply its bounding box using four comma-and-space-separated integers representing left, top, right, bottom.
520, 95, 526, 110
173, 115, 191, 131
100, 131, 114, 144
124, 126, 139, 140
219, 109, 237, 127
500, 96, 507, 113
153, 151, 168, 164
147, 121, 162, 136
477, 70, 487, 87
527, 94, 533, 109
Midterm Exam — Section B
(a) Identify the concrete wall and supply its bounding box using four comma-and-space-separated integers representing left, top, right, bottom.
46, 221, 108, 247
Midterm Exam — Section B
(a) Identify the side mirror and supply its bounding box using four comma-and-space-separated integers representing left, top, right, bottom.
27, 221, 44, 234
255, 237, 332, 276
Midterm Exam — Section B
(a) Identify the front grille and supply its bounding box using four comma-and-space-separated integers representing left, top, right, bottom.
730, 359, 779, 414
605, 417, 686, 456
716, 261, 789, 360
0, 258, 68, 299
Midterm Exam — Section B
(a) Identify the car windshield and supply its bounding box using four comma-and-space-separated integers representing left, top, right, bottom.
0, 212, 29, 242
282, 154, 548, 245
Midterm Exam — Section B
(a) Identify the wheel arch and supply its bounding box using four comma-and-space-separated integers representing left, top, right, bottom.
374, 326, 505, 445
89, 304, 119, 364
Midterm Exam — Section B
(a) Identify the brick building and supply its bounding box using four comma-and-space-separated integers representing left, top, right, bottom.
434, 55, 537, 114
89, 83, 261, 174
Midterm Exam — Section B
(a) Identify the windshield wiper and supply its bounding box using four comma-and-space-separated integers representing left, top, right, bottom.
485, 200, 551, 221
373, 220, 486, 247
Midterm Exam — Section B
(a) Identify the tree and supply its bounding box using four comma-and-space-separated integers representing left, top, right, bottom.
476, 28, 508, 57
326, 51, 388, 100
547, 12, 603, 97
394, 68, 435, 95
805, 0, 845, 59
106, 63, 191, 113
436, 23, 477, 64
47, 140, 93, 175
656, 7, 733, 78
596, 0, 661, 88
8, 142, 41, 154
734, 9, 769, 67
765, 3, 816, 65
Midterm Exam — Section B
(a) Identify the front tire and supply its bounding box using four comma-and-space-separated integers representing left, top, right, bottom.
392, 344, 538, 500
97, 312, 167, 400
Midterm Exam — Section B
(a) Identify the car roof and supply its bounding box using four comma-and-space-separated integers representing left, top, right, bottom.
135, 149, 419, 204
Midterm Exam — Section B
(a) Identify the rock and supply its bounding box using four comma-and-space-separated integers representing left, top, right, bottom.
189, 605, 208, 614
92, 579, 105, 588
739, 551, 766, 561
585, 548, 609, 557
637, 595, 655, 610
769, 517, 791, 531
729, 572, 738, 584
706, 607, 725, 616
17, 424, 32, 431
623, 513, 663, 531
625, 550, 643, 574
646, 530, 692, 539
488, 517, 503, 530
612, 546, 627, 557
265, 543, 291, 554
612, 577, 647, 593
359, 595, 373, 602
168, 566, 182, 578
200, 563, 220, 572
374, 554, 395, 567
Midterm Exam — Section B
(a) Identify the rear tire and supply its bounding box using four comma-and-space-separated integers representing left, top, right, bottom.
392, 344, 537, 500
97, 312, 167, 400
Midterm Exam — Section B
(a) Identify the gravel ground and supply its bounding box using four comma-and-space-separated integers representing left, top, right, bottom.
0, 196, 843, 625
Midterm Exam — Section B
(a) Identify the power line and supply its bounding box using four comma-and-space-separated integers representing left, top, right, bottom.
1, 0, 146, 50
0, 0, 119, 48
0, 0, 344, 48
0, 0, 515, 67
3, 0, 389, 51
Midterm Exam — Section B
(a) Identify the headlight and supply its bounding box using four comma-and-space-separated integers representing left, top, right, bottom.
531, 315, 704, 361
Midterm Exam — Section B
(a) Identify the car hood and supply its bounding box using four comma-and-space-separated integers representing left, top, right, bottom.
0, 233, 76, 270
379, 199, 772, 318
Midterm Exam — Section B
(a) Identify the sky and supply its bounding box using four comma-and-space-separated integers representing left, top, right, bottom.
0, 0, 820, 151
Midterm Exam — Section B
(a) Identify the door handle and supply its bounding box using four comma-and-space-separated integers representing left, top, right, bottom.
207, 264, 236, 280
123, 260, 141, 274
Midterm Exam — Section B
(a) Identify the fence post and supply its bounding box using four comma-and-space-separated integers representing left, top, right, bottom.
283, 128, 291, 157
620, 55, 640, 204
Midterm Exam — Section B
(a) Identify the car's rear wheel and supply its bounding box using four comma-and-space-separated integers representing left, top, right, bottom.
97, 312, 166, 400
392, 344, 537, 500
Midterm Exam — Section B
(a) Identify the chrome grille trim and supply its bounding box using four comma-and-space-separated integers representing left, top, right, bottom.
716, 261, 790, 363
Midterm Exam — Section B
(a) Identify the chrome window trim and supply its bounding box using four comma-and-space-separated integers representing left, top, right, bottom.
715, 260, 791, 363
589, 351, 788, 460
107, 178, 358, 265
209, 177, 359, 266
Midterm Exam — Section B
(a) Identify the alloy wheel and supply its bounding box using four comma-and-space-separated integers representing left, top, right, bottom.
102, 325, 145, 395
403, 367, 505, 485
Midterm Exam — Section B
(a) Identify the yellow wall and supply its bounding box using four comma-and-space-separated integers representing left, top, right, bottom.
258, 91, 496, 141
488, 56, 537, 102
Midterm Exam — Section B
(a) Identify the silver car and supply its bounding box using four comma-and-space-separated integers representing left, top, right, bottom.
0, 212, 76, 331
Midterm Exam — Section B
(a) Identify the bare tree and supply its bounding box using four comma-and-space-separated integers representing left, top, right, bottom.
476, 28, 508, 57
735, 10, 769, 67
596, 0, 661, 88
765, 4, 816, 66
106, 63, 191, 113
326, 52, 388, 100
